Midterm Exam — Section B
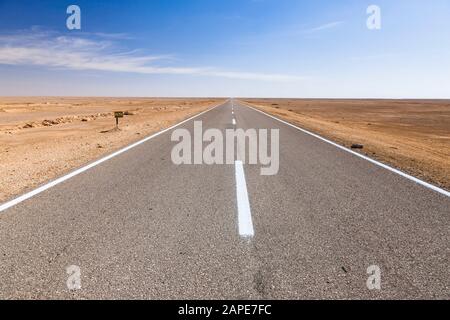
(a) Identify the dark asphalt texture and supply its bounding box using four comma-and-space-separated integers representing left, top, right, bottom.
0, 100, 448, 299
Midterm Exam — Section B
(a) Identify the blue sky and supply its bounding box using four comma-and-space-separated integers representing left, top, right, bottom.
0, 0, 449, 98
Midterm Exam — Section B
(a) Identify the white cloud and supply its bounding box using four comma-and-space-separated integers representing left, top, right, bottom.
0, 30, 305, 82
304, 21, 344, 33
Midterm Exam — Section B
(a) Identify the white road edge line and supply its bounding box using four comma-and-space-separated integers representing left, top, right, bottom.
0, 101, 226, 213
243, 103, 450, 198
235, 160, 254, 238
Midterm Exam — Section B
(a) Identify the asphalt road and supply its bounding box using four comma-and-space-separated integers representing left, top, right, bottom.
0, 100, 448, 299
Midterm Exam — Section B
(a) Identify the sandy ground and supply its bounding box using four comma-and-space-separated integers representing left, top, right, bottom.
0, 97, 223, 202
243, 99, 450, 190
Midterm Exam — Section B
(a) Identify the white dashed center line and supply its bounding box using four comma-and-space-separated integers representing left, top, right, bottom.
235, 160, 254, 238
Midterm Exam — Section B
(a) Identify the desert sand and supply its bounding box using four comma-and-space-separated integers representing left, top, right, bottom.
2, 97, 449, 202
243, 99, 450, 190
0, 97, 223, 202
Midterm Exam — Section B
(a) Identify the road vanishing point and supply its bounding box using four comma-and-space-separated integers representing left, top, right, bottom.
0, 100, 448, 299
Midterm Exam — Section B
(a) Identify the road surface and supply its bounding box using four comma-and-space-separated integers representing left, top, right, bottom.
0, 100, 448, 299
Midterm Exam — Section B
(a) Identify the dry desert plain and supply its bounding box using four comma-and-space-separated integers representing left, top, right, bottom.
0, 97, 449, 203
0, 97, 223, 202
244, 99, 450, 190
